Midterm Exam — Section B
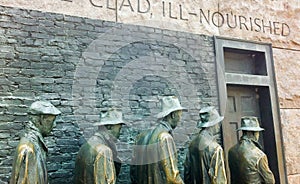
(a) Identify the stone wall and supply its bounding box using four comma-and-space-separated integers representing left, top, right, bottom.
1, 0, 299, 50
273, 48, 300, 183
0, 5, 218, 183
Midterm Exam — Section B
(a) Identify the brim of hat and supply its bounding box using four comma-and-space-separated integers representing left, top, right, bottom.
156, 107, 188, 119
197, 116, 224, 128
94, 121, 127, 126
50, 109, 61, 115
237, 127, 264, 131
28, 109, 61, 115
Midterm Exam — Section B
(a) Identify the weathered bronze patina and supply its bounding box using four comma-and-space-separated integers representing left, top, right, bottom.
130, 96, 186, 184
10, 101, 61, 184
74, 109, 125, 184
184, 106, 227, 184
228, 116, 275, 184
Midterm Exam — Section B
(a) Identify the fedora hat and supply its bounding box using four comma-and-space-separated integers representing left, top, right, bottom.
95, 108, 125, 126
197, 106, 223, 128
237, 116, 264, 131
28, 101, 61, 115
156, 96, 187, 119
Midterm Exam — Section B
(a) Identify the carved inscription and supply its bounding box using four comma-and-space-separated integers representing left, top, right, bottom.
88, 0, 150, 12
61, 0, 290, 36
162, 1, 290, 36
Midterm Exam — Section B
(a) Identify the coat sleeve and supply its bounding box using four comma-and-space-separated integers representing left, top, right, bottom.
183, 150, 192, 184
257, 155, 275, 184
94, 146, 116, 184
228, 147, 238, 184
130, 147, 138, 184
158, 132, 184, 184
10, 144, 38, 184
208, 146, 227, 184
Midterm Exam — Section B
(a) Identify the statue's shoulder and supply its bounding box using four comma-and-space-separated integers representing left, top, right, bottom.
15, 137, 35, 157
240, 140, 265, 158
228, 143, 239, 153
158, 131, 173, 141
250, 144, 265, 158
94, 144, 113, 159
135, 128, 155, 145
136, 130, 150, 139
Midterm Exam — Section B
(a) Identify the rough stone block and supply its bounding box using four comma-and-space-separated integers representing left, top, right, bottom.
0, 6, 218, 184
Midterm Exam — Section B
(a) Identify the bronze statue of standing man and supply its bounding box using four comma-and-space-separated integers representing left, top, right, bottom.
10, 101, 61, 184
74, 108, 126, 184
184, 106, 227, 184
130, 96, 186, 184
228, 116, 275, 184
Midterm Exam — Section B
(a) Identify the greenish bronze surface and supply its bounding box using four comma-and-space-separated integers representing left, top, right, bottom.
74, 109, 124, 184
10, 101, 61, 184
228, 116, 275, 184
74, 130, 121, 184
130, 96, 185, 184
184, 106, 227, 184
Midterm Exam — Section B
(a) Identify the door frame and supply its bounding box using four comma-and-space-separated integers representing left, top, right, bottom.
223, 85, 262, 151
214, 36, 287, 184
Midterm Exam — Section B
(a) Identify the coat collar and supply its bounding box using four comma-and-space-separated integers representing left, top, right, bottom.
94, 130, 117, 144
159, 120, 173, 136
93, 131, 118, 157
240, 136, 263, 150
200, 129, 214, 138
25, 121, 48, 152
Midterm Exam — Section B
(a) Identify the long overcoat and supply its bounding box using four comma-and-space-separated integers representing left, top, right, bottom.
130, 121, 184, 184
74, 131, 121, 184
184, 130, 227, 184
228, 136, 275, 184
10, 122, 48, 184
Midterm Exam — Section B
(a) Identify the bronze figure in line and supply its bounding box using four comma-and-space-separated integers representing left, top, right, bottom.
130, 96, 186, 184
228, 116, 275, 184
184, 106, 227, 184
74, 108, 126, 184
10, 101, 61, 184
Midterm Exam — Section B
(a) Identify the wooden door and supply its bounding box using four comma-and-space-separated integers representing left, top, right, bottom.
222, 85, 261, 181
